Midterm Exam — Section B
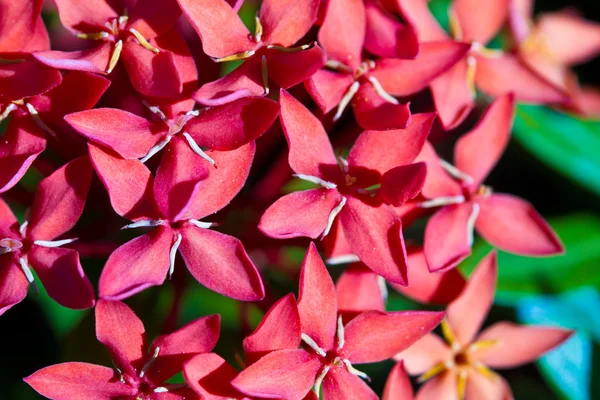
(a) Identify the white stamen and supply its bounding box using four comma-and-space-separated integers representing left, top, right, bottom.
342, 359, 371, 381
0, 103, 18, 122
140, 135, 172, 163
377, 275, 388, 303
337, 156, 349, 174
466, 203, 480, 246
367, 76, 399, 104
26, 103, 57, 137
34, 238, 78, 248
19, 257, 38, 295
321, 197, 347, 239
293, 174, 337, 189
313, 365, 331, 396
142, 101, 168, 122
301, 333, 327, 357
182, 132, 216, 166
336, 316, 345, 350
121, 219, 164, 230
439, 159, 474, 184
186, 110, 200, 117
168, 233, 182, 279
19, 220, 28, 237
118, 15, 129, 26
153, 387, 168, 393
334, 81, 360, 121
139, 346, 160, 378
417, 195, 466, 208
325, 59, 353, 73
326, 254, 360, 265
114, 365, 126, 383
188, 219, 213, 229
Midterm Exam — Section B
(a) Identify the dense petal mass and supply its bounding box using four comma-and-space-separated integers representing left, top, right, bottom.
28, 247, 95, 309
415, 372, 458, 400
178, 226, 264, 301
24, 362, 136, 400
52, 0, 120, 33
322, 367, 379, 400
0, 0, 47, 52
297, 243, 338, 351
475, 194, 564, 255
342, 311, 445, 364
99, 228, 173, 300
128, 0, 182, 39
305, 69, 355, 114
260, 0, 320, 47
318, 0, 366, 69
475, 322, 573, 369
259, 189, 341, 239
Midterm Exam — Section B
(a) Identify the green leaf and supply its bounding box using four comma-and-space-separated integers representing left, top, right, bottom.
428, 0, 451, 33
514, 105, 600, 197
460, 214, 600, 305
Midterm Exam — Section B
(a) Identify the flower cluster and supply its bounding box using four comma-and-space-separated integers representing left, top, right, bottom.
1, 0, 596, 399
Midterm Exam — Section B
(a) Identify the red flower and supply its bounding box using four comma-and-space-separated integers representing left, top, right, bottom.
397, 0, 568, 128
260, 90, 431, 284
231, 243, 445, 399
395, 252, 573, 400
25, 299, 220, 400
0, 0, 49, 53
89, 140, 264, 301
306, 0, 470, 130
33, 0, 188, 98
177, 0, 326, 105
382, 362, 414, 400
418, 94, 563, 272
0, 157, 95, 315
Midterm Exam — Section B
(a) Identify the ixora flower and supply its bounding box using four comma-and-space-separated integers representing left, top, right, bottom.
0, 0, 49, 53
231, 244, 445, 399
396, 0, 568, 129
24, 299, 220, 399
395, 252, 573, 400
177, 0, 326, 105
306, 0, 470, 130
89, 140, 264, 301
417, 94, 563, 272
0, 157, 95, 315
33, 0, 187, 98
382, 362, 415, 400
260, 90, 431, 285
65, 96, 279, 165
0, 71, 110, 193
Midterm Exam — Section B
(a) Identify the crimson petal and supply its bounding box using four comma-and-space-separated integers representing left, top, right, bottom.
0, 259, 29, 316
33, 43, 112, 75
260, 0, 319, 47
267, 46, 327, 90
319, 0, 365, 69
322, 367, 379, 400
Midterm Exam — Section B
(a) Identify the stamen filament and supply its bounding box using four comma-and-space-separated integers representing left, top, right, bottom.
261, 55, 270, 96
466, 203, 480, 247
457, 370, 468, 400
474, 361, 497, 380
466, 55, 477, 99
19, 220, 28, 237
212, 50, 256, 63
439, 160, 474, 183
121, 219, 164, 230
417, 361, 447, 383
129, 28, 160, 53
107, 40, 123, 73
26, 103, 56, 137
313, 366, 330, 396
367, 76, 398, 105
336, 315, 345, 350
188, 219, 213, 229
334, 81, 360, 121
325, 59, 353, 74
142, 101, 168, 122
342, 359, 370, 381
449, 8, 463, 41
321, 197, 347, 239
19, 257, 38, 295
0, 238, 23, 254
292, 174, 337, 189
139, 346, 160, 378
441, 319, 458, 348
182, 132, 217, 167
254, 15, 263, 43
377, 275, 389, 303
267, 43, 313, 53
417, 195, 466, 208
140, 135, 172, 163
468, 339, 499, 353
76, 32, 110, 40
326, 254, 360, 265
0, 103, 18, 122
301, 333, 327, 357
169, 233, 182, 279
34, 238, 78, 248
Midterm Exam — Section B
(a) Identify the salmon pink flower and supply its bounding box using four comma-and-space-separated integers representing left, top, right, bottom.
25, 299, 220, 399
231, 243, 445, 399
395, 252, 573, 400
33, 0, 188, 98
0, 157, 95, 315
89, 140, 264, 301
177, 0, 326, 105
396, 0, 568, 128
260, 90, 432, 285
418, 94, 563, 272
306, 0, 471, 130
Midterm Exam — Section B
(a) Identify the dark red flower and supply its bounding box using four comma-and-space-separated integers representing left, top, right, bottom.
25, 299, 220, 399
0, 157, 95, 315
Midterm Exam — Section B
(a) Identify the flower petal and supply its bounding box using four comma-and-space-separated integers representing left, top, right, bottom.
179, 226, 264, 301
415, 371, 458, 400
0, 198, 17, 236
176, 0, 254, 58
128, 0, 182, 39
52, 0, 120, 33
352, 84, 411, 130
415, 142, 463, 199
348, 113, 435, 174
24, 362, 136, 400
395, 333, 451, 375
318, 0, 365, 69
183, 353, 242, 399
259, 0, 319, 47
343, 310, 445, 364
337, 263, 385, 315
365, 1, 419, 59
380, 162, 427, 207
322, 367, 379, 400
186, 97, 279, 150
29, 247, 95, 309
28, 156, 92, 241
371, 42, 471, 96
475, 322, 573, 369
279, 89, 338, 177
148, 314, 221, 383
452, 0, 509, 44
447, 251, 497, 346
475, 193, 564, 256
0, 59, 62, 100
305, 69, 355, 114
95, 299, 147, 377
259, 189, 341, 239
267, 45, 327, 90
454, 94, 515, 188
33, 43, 112, 75
383, 362, 414, 400
0, 259, 29, 316
395, 0, 449, 41
465, 370, 514, 400
98, 227, 172, 300
424, 203, 476, 272
231, 349, 321, 400
429, 58, 474, 130
0, 0, 47, 52
340, 197, 408, 285
88, 144, 158, 221
244, 293, 302, 364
